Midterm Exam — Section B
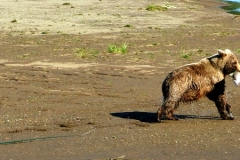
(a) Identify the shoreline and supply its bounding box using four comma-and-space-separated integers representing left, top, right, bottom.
220, 0, 240, 15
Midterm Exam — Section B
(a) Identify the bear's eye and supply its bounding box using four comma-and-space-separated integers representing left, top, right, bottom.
232, 60, 237, 64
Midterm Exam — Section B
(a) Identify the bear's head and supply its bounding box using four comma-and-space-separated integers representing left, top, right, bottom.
209, 49, 240, 75
219, 49, 240, 75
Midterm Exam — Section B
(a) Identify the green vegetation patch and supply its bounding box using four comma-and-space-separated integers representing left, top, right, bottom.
11, 19, 17, 23
41, 31, 48, 34
108, 43, 128, 54
146, 4, 168, 11
237, 49, 240, 54
181, 52, 192, 59
74, 47, 99, 58
62, 3, 71, 5
124, 24, 133, 28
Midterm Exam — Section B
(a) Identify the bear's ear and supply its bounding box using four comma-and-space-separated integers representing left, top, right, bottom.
218, 50, 227, 58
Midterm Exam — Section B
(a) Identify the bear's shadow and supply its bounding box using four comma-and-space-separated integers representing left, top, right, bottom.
110, 111, 220, 123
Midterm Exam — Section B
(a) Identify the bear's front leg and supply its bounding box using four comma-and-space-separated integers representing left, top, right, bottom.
226, 103, 234, 120
214, 95, 234, 120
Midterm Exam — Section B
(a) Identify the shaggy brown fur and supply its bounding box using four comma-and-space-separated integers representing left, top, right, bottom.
157, 49, 240, 122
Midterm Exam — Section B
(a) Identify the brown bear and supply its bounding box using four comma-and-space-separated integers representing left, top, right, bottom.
157, 49, 240, 122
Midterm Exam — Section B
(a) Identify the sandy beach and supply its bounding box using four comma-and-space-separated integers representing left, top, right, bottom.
1, 0, 240, 159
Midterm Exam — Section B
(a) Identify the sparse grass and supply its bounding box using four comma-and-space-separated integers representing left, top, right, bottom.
11, 19, 17, 23
19, 52, 37, 58
124, 24, 132, 28
104, 156, 131, 160
146, 4, 168, 11
113, 14, 121, 18
188, 7, 196, 10
41, 31, 48, 34
180, 49, 210, 59
74, 48, 99, 58
237, 49, 240, 54
62, 3, 71, 5
108, 43, 128, 54
197, 49, 203, 54
74, 48, 86, 58
181, 52, 192, 59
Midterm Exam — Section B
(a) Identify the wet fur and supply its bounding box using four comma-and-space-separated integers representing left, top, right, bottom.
157, 49, 240, 122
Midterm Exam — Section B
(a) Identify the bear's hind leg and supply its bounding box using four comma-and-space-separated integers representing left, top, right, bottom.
156, 101, 178, 122
156, 107, 164, 122
166, 101, 179, 120
166, 109, 179, 120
